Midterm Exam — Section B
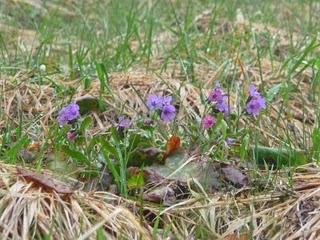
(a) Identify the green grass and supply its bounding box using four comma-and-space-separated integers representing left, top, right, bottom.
0, 0, 320, 238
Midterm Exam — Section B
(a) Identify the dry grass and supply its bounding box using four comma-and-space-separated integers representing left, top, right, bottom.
1, 162, 320, 239
0, 163, 150, 240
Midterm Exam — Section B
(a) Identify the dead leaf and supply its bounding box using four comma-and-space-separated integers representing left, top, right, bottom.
198, 161, 224, 191
221, 165, 248, 187
162, 135, 181, 162
16, 167, 74, 194
143, 168, 167, 185
143, 185, 176, 206
27, 142, 40, 152
141, 147, 162, 158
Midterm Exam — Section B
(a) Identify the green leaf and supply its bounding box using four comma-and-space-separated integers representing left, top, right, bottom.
100, 151, 120, 187
110, 127, 121, 143
47, 153, 78, 176
314, 57, 320, 69
68, 44, 76, 80
213, 113, 228, 138
95, 62, 107, 93
145, 152, 225, 191
99, 137, 118, 157
83, 76, 91, 90
312, 128, 320, 160
128, 133, 142, 150
240, 133, 249, 161
251, 145, 308, 168
96, 227, 105, 240
80, 116, 93, 132
62, 145, 91, 166
5, 136, 29, 163
127, 171, 145, 189
266, 83, 282, 102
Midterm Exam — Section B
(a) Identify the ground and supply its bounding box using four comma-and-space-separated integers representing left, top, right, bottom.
0, 0, 320, 239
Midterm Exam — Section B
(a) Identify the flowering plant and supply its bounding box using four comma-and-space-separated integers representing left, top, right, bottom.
146, 94, 176, 122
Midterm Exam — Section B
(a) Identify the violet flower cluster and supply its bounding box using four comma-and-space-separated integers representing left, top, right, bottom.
57, 102, 80, 126
201, 82, 229, 130
57, 84, 266, 137
208, 82, 229, 116
202, 82, 266, 130
246, 85, 266, 116
146, 94, 176, 122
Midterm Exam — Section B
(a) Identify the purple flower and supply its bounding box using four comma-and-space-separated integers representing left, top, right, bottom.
57, 102, 80, 126
246, 95, 266, 116
208, 86, 224, 103
146, 94, 176, 122
215, 96, 229, 115
117, 116, 131, 129
161, 96, 173, 106
161, 105, 176, 122
249, 84, 260, 97
146, 94, 163, 110
202, 115, 216, 129
245, 85, 266, 116
226, 137, 235, 145
208, 84, 230, 115
146, 94, 173, 111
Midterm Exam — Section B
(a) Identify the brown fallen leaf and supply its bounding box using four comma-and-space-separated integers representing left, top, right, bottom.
162, 135, 181, 162
16, 167, 74, 194
27, 142, 40, 152
221, 164, 248, 187
141, 147, 162, 158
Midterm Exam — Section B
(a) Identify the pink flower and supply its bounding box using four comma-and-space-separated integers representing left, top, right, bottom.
202, 115, 216, 129
67, 131, 77, 141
